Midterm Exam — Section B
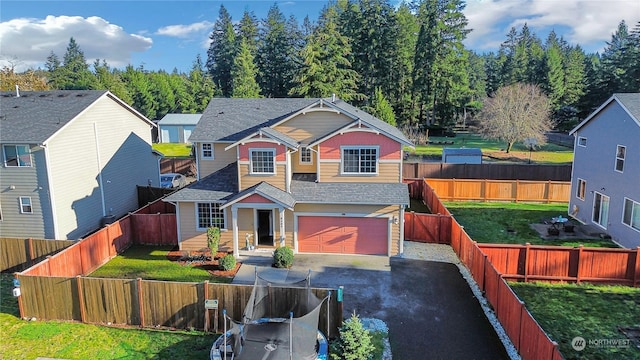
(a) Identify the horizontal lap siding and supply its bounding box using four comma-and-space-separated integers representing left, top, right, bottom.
178, 204, 253, 252
319, 162, 401, 183
273, 112, 353, 143
198, 143, 237, 178
239, 163, 286, 190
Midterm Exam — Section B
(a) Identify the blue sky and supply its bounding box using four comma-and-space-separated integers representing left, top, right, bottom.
1, 0, 639, 72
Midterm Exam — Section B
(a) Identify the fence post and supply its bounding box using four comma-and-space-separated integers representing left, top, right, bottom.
28, 238, 35, 267
76, 275, 86, 323
515, 180, 519, 203
576, 245, 584, 284
524, 243, 530, 282
137, 278, 145, 328
634, 247, 640, 287
483, 179, 487, 202
203, 281, 210, 332
45, 255, 52, 276
547, 180, 551, 204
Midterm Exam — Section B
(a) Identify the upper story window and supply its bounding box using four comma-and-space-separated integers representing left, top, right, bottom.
201, 143, 214, 159
623, 198, 640, 232
576, 179, 586, 200
3, 145, 32, 167
615, 145, 625, 172
300, 147, 312, 164
197, 202, 225, 230
342, 147, 378, 174
577, 137, 587, 147
20, 196, 33, 214
250, 149, 275, 174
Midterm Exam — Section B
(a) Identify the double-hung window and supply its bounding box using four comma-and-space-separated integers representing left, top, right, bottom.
20, 197, 33, 214
342, 147, 378, 174
201, 143, 213, 159
623, 198, 640, 232
197, 203, 225, 230
300, 147, 312, 164
577, 137, 587, 147
615, 145, 625, 172
250, 149, 275, 174
576, 179, 586, 200
3, 145, 32, 167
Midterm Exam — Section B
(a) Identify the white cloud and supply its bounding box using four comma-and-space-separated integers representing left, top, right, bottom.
464, 0, 640, 53
156, 21, 213, 38
0, 15, 152, 71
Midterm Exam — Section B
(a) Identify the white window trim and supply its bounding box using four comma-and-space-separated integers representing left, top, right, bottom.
622, 197, 640, 233
577, 137, 587, 147
614, 145, 625, 173
576, 178, 586, 200
299, 147, 313, 165
249, 148, 276, 175
201, 143, 214, 160
592, 192, 609, 229
340, 145, 379, 175
195, 202, 227, 231
19, 196, 33, 214
3, 144, 33, 167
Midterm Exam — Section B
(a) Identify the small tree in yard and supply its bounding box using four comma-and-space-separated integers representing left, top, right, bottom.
330, 312, 374, 360
207, 227, 220, 258
476, 83, 552, 153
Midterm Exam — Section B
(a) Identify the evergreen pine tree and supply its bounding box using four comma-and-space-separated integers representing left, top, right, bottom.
231, 39, 262, 98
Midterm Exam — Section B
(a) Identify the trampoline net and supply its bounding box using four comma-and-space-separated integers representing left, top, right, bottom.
224, 270, 326, 360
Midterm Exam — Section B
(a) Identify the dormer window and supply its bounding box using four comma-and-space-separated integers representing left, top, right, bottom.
342, 146, 378, 174
3, 145, 32, 167
250, 149, 275, 174
201, 143, 213, 159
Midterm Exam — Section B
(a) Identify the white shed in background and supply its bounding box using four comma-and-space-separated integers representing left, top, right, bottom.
442, 148, 482, 164
158, 114, 201, 143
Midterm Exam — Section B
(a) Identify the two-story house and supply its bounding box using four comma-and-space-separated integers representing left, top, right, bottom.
0, 90, 160, 240
164, 98, 413, 256
568, 93, 640, 248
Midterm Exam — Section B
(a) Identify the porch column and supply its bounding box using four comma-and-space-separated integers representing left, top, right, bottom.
232, 206, 239, 258
285, 151, 292, 193
279, 206, 286, 247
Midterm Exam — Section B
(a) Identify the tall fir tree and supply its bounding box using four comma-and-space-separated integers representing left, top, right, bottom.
543, 44, 565, 110
57, 37, 96, 89
188, 54, 217, 111
207, 5, 236, 97
392, 2, 419, 125
231, 39, 262, 98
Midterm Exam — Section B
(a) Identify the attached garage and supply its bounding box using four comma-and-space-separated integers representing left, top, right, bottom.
297, 216, 388, 255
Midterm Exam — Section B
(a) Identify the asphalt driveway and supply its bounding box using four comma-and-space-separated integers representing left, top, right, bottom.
234, 247, 510, 359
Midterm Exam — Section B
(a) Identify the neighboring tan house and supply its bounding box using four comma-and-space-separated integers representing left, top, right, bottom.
0, 90, 160, 240
157, 113, 201, 143
568, 93, 640, 248
164, 98, 413, 256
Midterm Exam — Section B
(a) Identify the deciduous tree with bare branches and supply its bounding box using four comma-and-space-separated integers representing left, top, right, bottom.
476, 83, 552, 153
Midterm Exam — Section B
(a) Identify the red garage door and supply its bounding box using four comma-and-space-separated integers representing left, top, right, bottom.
298, 216, 388, 255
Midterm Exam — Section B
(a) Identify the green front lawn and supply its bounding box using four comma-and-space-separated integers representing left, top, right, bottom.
511, 282, 640, 360
443, 201, 618, 247
0, 274, 217, 360
152, 143, 193, 157
90, 245, 232, 283
408, 133, 574, 164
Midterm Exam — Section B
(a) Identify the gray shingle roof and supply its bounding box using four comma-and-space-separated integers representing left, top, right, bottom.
291, 179, 409, 205
163, 162, 238, 202
190, 98, 320, 142
615, 93, 640, 121
157, 113, 201, 125
330, 99, 412, 145
256, 127, 299, 149
223, 182, 296, 209
0, 90, 108, 143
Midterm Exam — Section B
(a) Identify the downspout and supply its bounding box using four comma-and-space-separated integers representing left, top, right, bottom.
286, 150, 292, 192
94, 122, 107, 216
40, 143, 59, 239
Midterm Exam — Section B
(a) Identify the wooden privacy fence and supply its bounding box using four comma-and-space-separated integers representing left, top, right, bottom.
160, 157, 195, 175
479, 243, 640, 286
402, 162, 572, 181
426, 178, 570, 203
15, 275, 341, 338
1, 238, 75, 272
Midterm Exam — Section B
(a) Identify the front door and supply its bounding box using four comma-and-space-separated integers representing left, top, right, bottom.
257, 209, 273, 245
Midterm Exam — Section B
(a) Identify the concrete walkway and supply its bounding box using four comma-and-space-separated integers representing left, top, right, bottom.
233, 243, 515, 359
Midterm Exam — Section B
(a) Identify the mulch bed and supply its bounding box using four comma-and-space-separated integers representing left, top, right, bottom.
166, 248, 241, 278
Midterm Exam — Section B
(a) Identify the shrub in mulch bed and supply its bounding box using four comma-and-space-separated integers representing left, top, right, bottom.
166, 248, 241, 278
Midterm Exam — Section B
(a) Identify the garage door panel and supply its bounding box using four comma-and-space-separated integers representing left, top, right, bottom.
298, 216, 387, 255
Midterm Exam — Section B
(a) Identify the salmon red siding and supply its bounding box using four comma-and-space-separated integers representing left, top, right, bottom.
239, 194, 274, 203
298, 216, 388, 255
320, 131, 401, 160
238, 142, 286, 161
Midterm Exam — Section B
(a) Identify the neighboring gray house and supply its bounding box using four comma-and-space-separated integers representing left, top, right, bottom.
568, 93, 640, 248
442, 148, 482, 164
157, 113, 201, 143
0, 90, 160, 240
